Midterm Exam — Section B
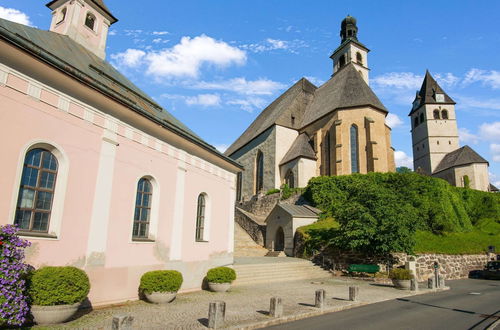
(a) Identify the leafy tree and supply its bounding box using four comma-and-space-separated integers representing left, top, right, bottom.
396, 166, 412, 173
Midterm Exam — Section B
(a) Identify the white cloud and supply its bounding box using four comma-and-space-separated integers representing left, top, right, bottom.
458, 127, 479, 144
214, 144, 229, 153
372, 72, 423, 90
241, 38, 307, 53
152, 31, 169, 36
110, 49, 146, 68
434, 73, 460, 87
227, 97, 268, 112
456, 96, 500, 113
185, 94, 221, 107
463, 69, 500, 89
304, 76, 325, 86
490, 144, 500, 162
489, 172, 500, 187
0, 6, 32, 26
479, 122, 500, 142
385, 113, 404, 128
108, 30, 117, 36
394, 150, 413, 169
193, 77, 285, 96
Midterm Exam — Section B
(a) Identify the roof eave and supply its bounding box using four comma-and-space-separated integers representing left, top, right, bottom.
279, 155, 317, 166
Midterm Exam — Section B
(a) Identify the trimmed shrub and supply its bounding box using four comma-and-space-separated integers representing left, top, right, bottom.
140, 270, 183, 294
389, 268, 412, 280
28, 266, 90, 306
206, 267, 236, 284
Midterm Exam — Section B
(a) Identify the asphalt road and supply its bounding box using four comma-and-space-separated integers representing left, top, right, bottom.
265, 279, 500, 330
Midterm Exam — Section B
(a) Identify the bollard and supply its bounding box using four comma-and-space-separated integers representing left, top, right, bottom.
112, 315, 134, 330
269, 297, 283, 317
315, 289, 325, 309
208, 301, 226, 329
349, 286, 359, 301
428, 277, 435, 289
410, 279, 418, 292
438, 276, 445, 288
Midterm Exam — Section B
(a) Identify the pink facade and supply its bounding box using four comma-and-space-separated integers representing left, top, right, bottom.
0, 1, 239, 306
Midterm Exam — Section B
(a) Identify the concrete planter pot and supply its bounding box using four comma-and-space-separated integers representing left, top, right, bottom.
392, 279, 411, 290
31, 302, 80, 325
208, 282, 231, 292
144, 291, 177, 304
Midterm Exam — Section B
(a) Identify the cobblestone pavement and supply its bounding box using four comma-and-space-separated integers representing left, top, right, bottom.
37, 277, 441, 329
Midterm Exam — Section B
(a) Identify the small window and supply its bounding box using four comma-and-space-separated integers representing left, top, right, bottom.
350, 125, 359, 173
285, 170, 295, 189
339, 54, 346, 68
85, 12, 96, 30
356, 52, 363, 65
255, 150, 264, 194
433, 109, 440, 119
57, 7, 67, 24
15, 149, 58, 233
449, 140, 451, 145
437, 141, 440, 145
132, 178, 152, 239
195, 194, 206, 241
441, 110, 448, 120
414, 117, 419, 128
419, 113, 425, 123
291, 115, 295, 126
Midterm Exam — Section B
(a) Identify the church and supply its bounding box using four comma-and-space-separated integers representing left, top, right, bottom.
226, 16, 396, 200
0, 0, 241, 305
410, 71, 492, 192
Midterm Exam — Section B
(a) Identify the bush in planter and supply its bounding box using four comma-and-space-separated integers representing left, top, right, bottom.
140, 270, 183, 294
389, 268, 412, 280
206, 267, 236, 284
28, 266, 90, 306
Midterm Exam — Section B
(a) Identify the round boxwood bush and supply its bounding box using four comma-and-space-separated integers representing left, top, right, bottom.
28, 266, 90, 306
206, 267, 237, 284
140, 270, 183, 294
389, 268, 412, 280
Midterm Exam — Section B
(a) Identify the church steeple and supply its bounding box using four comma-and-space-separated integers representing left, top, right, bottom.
330, 15, 370, 84
46, 0, 118, 59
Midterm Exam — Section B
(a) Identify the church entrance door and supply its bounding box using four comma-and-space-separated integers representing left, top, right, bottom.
275, 227, 285, 251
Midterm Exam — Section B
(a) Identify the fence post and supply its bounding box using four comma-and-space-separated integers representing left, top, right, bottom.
270, 297, 283, 317
410, 279, 418, 292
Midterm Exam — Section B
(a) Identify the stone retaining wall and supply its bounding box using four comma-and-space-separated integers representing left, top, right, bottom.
235, 208, 266, 245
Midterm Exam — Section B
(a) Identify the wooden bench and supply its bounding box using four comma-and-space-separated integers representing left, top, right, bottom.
347, 264, 380, 275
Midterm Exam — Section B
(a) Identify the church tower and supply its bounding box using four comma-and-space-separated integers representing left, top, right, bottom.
46, 0, 118, 59
410, 71, 458, 174
330, 15, 370, 84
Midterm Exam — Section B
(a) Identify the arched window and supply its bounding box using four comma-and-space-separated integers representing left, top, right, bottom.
324, 130, 331, 176
285, 170, 295, 188
236, 172, 242, 202
433, 109, 440, 119
339, 54, 346, 68
85, 12, 96, 30
255, 150, 264, 194
441, 110, 448, 119
15, 149, 58, 232
132, 178, 152, 239
57, 7, 67, 24
419, 112, 425, 123
356, 52, 363, 65
414, 116, 419, 128
350, 125, 359, 173
195, 194, 206, 241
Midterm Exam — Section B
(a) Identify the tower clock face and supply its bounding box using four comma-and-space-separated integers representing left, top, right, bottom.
435, 94, 445, 102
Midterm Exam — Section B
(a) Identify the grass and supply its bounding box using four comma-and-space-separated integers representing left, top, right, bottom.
296, 217, 339, 235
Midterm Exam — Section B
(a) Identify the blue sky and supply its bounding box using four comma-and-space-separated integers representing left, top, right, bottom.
1, 0, 500, 185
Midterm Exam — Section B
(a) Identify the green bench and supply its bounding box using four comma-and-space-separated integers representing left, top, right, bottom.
347, 264, 380, 274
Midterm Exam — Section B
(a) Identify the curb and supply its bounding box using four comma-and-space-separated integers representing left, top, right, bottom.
487, 319, 500, 330
233, 287, 450, 329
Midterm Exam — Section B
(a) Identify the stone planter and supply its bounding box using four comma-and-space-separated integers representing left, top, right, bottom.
392, 279, 411, 290
208, 282, 231, 292
31, 302, 80, 325
145, 291, 177, 304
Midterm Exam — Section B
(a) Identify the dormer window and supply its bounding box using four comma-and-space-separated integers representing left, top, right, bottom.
435, 93, 445, 102
85, 13, 96, 30
57, 7, 67, 24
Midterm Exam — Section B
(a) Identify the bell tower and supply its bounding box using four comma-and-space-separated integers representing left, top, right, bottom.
330, 15, 370, 84
46, 0, 118, 59
409, 71, 459, 174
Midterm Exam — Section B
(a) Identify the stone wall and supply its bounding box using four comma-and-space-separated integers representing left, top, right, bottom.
234, 207, 266, 245
238, 193, 281, 217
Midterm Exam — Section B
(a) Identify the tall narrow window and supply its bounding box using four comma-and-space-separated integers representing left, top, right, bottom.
339, 54, 346, 68
255, 150, 264, 194
419, 112, 425, 123
433, 109, 440, 119
236, 172, 242, 202
441, 110, 448, 119
356, 52, 363, 65
57, 7, 67, 24
350, 125, 359, 173
85, 13, 96, 30
132, 178, 152, 239
195, 194, 206, 241
15, 149, 58, 233
324, 131, 331, 176
285, 170, 295, 188
414, 116, 419, 128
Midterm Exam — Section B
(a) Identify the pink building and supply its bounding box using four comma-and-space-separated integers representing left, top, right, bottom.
0, 0, 241, 306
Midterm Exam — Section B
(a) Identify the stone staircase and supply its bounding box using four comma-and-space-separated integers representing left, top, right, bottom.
233, 257, 332, 286
234, 223, 269, 257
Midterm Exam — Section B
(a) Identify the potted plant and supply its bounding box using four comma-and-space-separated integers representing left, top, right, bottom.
140, 270, 183, 304
389, 268, 412, 290
206, 267, 237, 292
28, 266, 90, 325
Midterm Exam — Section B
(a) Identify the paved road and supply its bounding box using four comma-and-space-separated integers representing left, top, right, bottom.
266, 279, 500, 330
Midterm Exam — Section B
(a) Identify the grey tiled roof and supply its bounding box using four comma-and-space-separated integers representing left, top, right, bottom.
225, 78, 317, 156
409, 70, 455, 115
433, 145, 489, 174
300, 63, 387, 127
279, 133, 317, 165
277, 203, 321, 218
